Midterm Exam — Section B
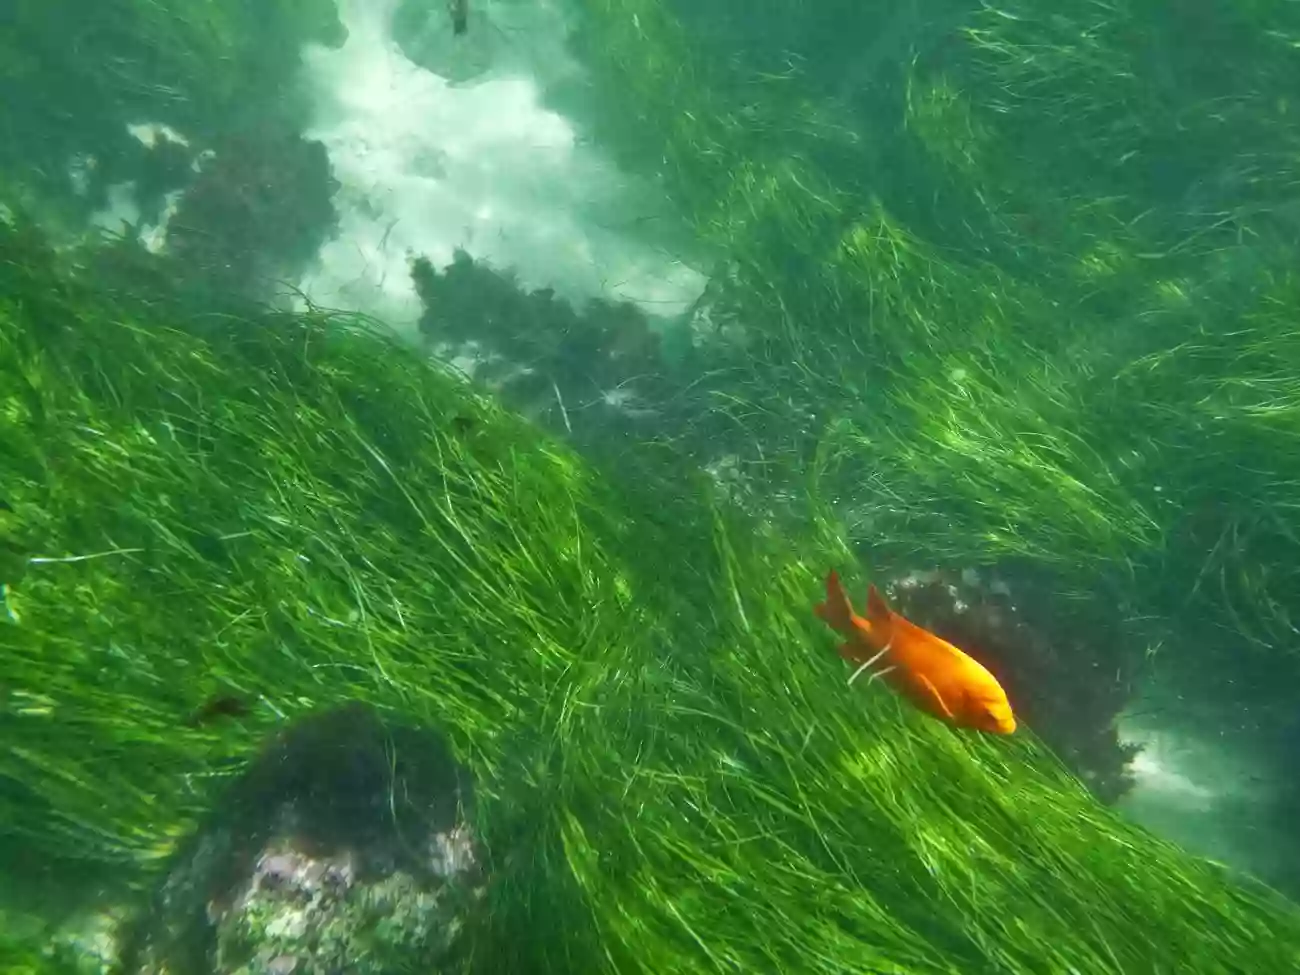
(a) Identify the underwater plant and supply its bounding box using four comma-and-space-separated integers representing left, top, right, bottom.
563, 0, 1300, 770
410, 249, 1145, 798
0, 0, 345, 225
5, 215, 1300, 972
164, 126, 341, 300
3, 0, 1300, 968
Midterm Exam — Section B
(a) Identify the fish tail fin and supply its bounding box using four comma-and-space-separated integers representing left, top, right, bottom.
814, 570, 857, 635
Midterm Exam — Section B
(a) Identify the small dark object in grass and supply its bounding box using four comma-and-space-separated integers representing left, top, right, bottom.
185, 693, 251, 727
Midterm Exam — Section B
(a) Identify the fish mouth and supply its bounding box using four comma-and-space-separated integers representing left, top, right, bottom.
979, 709, 1017, 734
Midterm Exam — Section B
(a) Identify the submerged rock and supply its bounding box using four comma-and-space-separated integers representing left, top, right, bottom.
883, 566, 1140, 804
116, 702, 484, 975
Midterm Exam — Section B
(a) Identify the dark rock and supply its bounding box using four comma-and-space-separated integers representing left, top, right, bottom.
882, 566, 1141, 803
116, 702, 484, 975
165, 128, 340, 300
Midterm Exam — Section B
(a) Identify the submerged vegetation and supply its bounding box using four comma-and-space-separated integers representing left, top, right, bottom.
410, 252, 1143, 804
0, 0, 344, 221
566, 0, 1300, 703
4, 213, 1300, 972
4, 0, 1300, 969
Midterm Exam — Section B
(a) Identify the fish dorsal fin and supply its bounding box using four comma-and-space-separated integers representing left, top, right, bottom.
865, 584, 892, 628
816, 570, 858, 635
871, 587, 969, 667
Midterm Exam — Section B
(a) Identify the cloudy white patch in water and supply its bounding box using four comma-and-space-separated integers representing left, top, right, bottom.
1117, 702, 1283, 883
295, 0, 707, 333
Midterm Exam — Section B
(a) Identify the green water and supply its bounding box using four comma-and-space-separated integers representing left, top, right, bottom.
4, 1, 1300, 972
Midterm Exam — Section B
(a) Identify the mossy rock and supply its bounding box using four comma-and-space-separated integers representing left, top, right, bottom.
116, 703, 483, 975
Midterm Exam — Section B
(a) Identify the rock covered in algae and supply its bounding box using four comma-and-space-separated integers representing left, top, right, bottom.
116, 703, 484, 975
883, 566, 1140, 804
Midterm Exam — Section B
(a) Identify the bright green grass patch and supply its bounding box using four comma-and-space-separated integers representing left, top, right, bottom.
4, 219, 1300, 971
568, 0, 1300, 698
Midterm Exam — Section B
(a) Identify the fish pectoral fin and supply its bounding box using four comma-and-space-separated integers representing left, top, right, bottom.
846, 659, 872, 685
842, 639, 893, 685
860, 664, 895, 687
915, 672, 957, 720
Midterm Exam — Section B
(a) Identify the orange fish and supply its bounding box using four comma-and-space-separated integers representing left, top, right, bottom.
814, 570, 1016, 735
